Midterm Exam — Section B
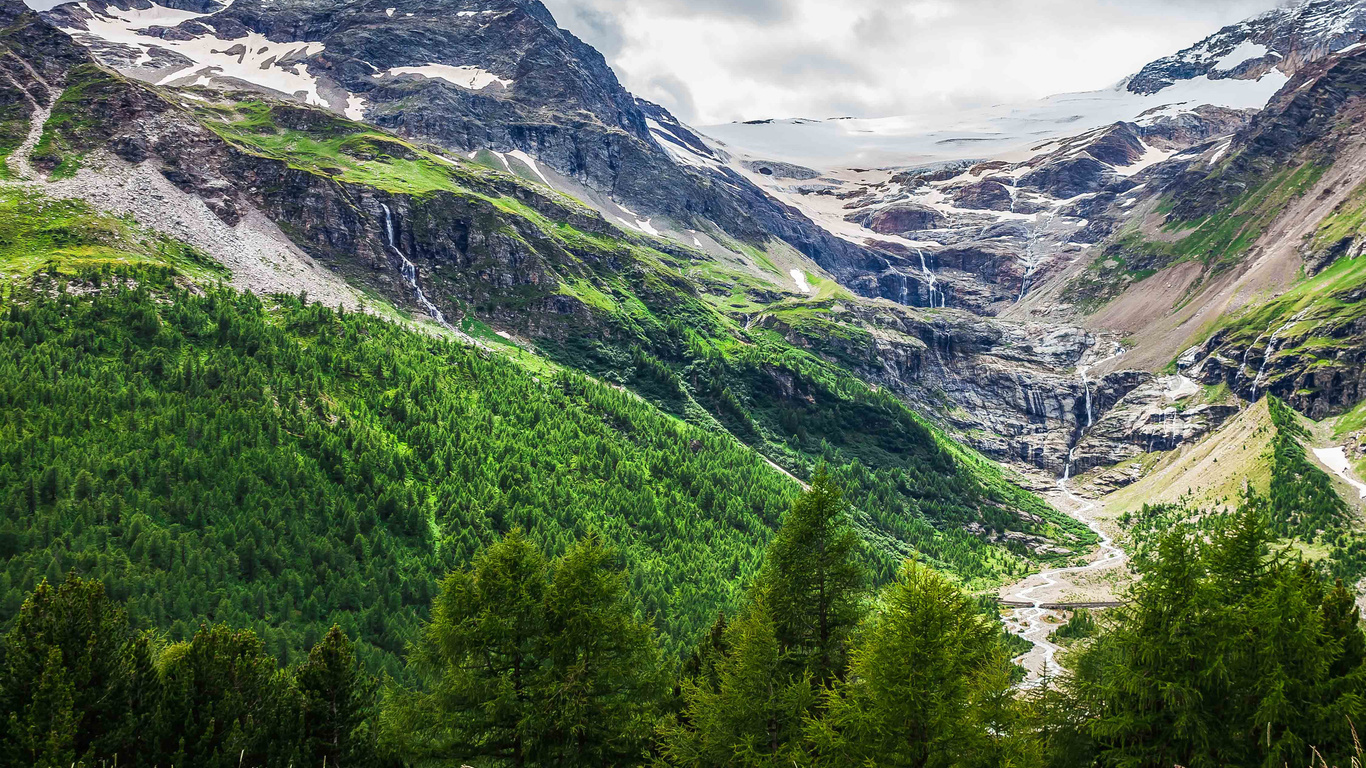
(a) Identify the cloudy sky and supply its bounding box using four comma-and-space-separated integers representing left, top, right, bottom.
540, 0, 1286, 126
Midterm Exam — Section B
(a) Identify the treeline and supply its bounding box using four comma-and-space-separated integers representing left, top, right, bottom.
6, 473, 1366, 767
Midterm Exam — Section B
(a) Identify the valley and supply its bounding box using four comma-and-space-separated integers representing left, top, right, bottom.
6, 0, 1366, 763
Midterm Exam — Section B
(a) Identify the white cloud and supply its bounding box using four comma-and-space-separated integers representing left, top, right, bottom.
542, 0, 1285, 124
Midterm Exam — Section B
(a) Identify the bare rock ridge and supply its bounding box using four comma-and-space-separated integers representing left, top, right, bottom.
39, 0, 889, 296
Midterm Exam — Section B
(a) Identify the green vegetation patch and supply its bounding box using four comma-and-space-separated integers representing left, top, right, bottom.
1198, 251, 1366, 388
0, 188, 223, 280
30, 64, 130, 179
1075, 163, 1327, 309
1312, 177, 1366, 253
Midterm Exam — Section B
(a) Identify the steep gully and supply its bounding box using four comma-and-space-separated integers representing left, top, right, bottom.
1000, 346, 1130, 688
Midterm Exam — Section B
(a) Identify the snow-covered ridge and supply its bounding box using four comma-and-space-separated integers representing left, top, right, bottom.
1130, 0, 1366, 96
700, 70, 1288, 171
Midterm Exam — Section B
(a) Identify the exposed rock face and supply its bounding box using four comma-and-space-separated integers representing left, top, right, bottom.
1019, 157, 1116, 199
1083, 123, 1148, 166
1072, 375, 1239, 477
753, 303, 1178, 476
43, 0, 896, 304
742, 160, 821, 180
951, 179, 1014, 211
1139, 105, 1257, 149
847, 202, 948, 235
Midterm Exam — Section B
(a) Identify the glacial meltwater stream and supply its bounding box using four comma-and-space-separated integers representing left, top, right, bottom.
999, 346, 1130, 687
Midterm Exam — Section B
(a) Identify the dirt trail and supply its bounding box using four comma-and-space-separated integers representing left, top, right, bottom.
999, 481, 1126, 687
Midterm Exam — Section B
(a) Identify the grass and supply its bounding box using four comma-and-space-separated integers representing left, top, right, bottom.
1195, 253, 1366, 384
1157, 162, 1326, 271
0, 188, 225, 281
1075, 163, 1327, 308
1312, 178, 1366, 253
30, 64, 123, 180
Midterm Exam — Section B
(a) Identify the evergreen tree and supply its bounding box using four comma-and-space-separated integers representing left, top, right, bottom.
762, 469, 865, 684
297, 625, 382, 767
389, 531, 664, 767
391, 530, 550, 766
1064, 502, 1366, 768
657, 596, 815, 767
154, 623, 302, 768
536, 535, 666, 766
807, 562, 1035, 768
0, 576, 146, 766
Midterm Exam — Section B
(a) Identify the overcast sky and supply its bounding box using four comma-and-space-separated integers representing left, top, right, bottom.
540, 0, 1286, 125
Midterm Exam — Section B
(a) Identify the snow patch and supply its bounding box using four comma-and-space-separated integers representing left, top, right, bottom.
505, 149, 551, 186
382, 64, 512, 91
790, 268, 814, 295
343, 94, 366, 121
385, 7, 394, 16
1313, 447, 1366, 499
1214, 40, 1271, 71
67, 3, 328, 106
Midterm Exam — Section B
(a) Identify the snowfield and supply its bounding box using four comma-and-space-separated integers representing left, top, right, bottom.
700, 70, 1291, 171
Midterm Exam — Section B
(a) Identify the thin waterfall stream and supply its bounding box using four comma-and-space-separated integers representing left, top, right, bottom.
381, 204, 448, 325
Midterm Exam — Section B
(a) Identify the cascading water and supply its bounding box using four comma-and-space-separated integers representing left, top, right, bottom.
916, 247, 943, 308
381, 204, 447, 325
1017, 211, 1055, 303
1250, 310, 1309, 401
1061, 345, 1124, 480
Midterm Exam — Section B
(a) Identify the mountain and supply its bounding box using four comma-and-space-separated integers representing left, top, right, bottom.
0, 0, 1102, 670
1128, 0, 1366, 95
39, 0, 881, 283
9, 0, 1366, 763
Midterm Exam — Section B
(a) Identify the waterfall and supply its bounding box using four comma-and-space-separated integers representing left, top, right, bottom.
1061, 344, 1125, 480
1081, 365, 1093, 429
381, 204, 447, 325
1250, 310, 1309, 401
916, 247, 942, 308
1016, 211, 1054, 303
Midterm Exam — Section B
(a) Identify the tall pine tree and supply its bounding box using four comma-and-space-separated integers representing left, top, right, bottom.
762, 468, 865, 684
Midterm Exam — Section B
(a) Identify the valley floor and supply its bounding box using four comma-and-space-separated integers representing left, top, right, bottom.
999, 478, 1131, 685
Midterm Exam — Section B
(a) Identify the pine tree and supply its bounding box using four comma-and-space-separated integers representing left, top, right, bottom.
657, 596, 815, 768
0, 577, 145, 766
298, 625, 381, 767
390, 529, 550, 767
807, 562, 1033, 768
155, 623, 300, 768
762, 468, 865, 684
536, 534, 666, 766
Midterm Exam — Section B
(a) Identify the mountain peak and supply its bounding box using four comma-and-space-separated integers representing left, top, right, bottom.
1127, 0, 1366, 95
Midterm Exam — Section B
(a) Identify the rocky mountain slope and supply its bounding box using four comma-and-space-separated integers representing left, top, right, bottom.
40, 0, 883, 289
